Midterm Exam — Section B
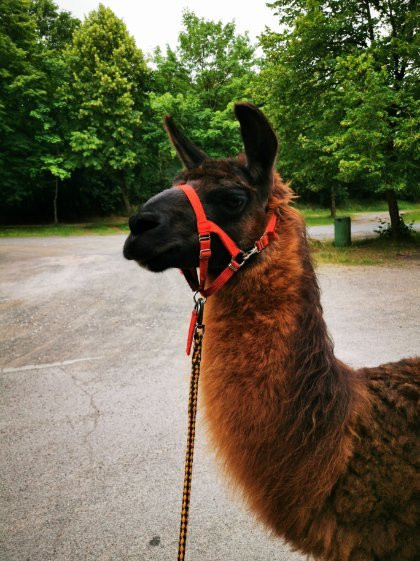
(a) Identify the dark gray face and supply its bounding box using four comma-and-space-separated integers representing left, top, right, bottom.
123, 103, 278, 273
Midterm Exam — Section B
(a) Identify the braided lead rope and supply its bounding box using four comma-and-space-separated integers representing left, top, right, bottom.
178, 327, 204, 561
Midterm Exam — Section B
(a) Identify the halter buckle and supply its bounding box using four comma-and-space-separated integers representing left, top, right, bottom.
255, 232, 269, 253
228, 255, 245, 272
199, 234, 211, 259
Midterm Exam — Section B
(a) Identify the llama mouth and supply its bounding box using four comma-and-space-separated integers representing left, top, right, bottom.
123, 234, 182, 271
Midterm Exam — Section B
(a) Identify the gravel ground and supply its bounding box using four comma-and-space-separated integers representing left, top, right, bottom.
0, 235, 419, 561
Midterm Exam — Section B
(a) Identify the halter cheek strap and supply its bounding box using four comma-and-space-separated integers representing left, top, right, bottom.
177, 183, 277, 299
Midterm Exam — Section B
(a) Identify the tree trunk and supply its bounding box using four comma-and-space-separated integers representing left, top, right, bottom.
120, 173, 131, 214
330, 185, 336, 218
386, 189, 400, 241
53, 178, 59, 224
363, 0, 375, 44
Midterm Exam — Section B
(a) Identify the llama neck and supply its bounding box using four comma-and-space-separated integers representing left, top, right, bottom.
203, 209, 340, 402
200, 207, 364, 531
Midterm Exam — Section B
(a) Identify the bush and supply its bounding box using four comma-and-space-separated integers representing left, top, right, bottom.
374, 215, 415, 239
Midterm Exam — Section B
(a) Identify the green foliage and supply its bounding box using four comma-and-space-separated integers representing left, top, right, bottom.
64, 4, 149, 210
326, 52, 419, 197
30, 6, 76, 184
1, 1, 417, 225
153, 10, 255, 111
257, 0, 420, 215
374, 215, 415, 239
146, 10, 258, 193
0, 0, 79, 220
29, 0, 79, 49
177, 9, 255, 111
0, 0, 42, 205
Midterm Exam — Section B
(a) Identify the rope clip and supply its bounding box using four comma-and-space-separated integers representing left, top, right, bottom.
193, 292, 206, 330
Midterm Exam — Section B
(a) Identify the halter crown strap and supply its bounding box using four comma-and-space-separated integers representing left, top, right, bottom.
177, 183, 277, 298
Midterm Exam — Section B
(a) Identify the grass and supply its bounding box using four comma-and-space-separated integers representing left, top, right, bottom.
311, 233, 420, 266
401, 210, 420, 223
0, 222, 130, 237
298, 208, 334, 226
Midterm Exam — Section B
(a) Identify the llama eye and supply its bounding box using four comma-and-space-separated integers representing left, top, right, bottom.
224, 192, 247, 211
208, 187, 248, 212
225, 197, 245, 209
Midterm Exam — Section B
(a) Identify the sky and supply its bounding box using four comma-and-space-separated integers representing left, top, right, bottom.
54, 1, 280, 56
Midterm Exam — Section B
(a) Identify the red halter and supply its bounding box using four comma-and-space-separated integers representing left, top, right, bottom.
177, 183, 277, 299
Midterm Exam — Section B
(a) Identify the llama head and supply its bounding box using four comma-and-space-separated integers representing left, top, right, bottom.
123, 103, 280, 272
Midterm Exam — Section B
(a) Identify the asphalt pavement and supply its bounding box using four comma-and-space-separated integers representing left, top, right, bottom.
1, 235, 419, 561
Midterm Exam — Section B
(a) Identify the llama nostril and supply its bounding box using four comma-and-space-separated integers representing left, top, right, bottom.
129, 213, 161, 236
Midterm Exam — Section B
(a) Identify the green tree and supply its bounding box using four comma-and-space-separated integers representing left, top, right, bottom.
30, 53, 73, 224
325, 52, 419, 228
66, 4, 149, 212
29, 0, 79, 223
258, 0, 419, 234
147, 10, 257, 192
0, 0, 41, 209
65, 4, 150, 213
29, 0, 79, 49
0, 0, 78, 222
177, 9, 256, 111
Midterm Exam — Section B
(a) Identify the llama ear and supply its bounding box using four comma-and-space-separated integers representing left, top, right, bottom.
164, 115, 208, 170
234, 103, 278, 194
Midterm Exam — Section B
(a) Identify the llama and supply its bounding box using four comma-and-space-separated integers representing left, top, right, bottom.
123, 103, 419, 561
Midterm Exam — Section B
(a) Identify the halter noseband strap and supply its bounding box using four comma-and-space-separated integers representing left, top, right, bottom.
177, 183, 277, 298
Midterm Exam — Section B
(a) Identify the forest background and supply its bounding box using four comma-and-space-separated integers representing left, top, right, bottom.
1, 0, 418, 238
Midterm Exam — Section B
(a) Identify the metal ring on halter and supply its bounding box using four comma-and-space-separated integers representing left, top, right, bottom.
193, 291, 206, 305
242, 245, 260, 261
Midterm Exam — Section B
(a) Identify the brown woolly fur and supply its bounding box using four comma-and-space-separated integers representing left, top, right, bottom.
124, 103, 420, 561
201, 174, 419, 560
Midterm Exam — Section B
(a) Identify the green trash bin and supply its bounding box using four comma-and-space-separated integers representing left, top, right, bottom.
334, 216, 351, 246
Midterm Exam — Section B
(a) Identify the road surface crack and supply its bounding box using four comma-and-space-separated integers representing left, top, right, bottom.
66, 370, 101, 444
